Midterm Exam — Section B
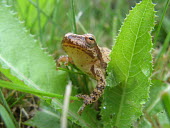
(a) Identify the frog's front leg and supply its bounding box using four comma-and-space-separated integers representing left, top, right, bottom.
77, 66, 106, 115
57, 55, 74, 67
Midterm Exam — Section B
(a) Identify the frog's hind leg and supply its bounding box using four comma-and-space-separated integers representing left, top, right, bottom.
76, 94, 92, 114
90, 67, 106, 102
76, 67, 106, 115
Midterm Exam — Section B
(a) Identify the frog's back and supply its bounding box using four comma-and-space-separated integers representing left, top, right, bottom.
99, 47, 111, 63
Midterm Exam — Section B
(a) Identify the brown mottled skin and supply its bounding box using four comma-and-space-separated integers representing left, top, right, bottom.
58, 33, 111, 114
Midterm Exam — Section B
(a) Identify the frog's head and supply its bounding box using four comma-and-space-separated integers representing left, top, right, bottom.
62, 33, 99, 59
61, 33, 106, 71
62, 33, 97, 49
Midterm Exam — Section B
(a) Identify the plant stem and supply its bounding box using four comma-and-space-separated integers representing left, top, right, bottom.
71, 0, 77, 33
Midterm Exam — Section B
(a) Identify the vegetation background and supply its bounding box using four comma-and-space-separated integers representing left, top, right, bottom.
0, 0, 169, 128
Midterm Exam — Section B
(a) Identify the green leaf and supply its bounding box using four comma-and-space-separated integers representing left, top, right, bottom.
16, 0, 56, 33
137, 117, 152, 128
25, 102, 61, 128
157, 111, 170, 128
136, 80, 167, 128
0, 89, 18, 127
0, 66, 26, 85
101, 0, 155, 127
145, 80, 166, 115
0, 3, 99, 127
162, 92, 170, 122
0, 4, 67, 94
0, 104, 16, 128
137, 111, 170, 128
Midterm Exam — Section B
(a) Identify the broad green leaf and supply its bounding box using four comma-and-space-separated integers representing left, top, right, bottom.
25, 109, 60, 128
162, 92, 170, 122
25, 101, 61, 128
157, 111, 170, 128
101, 0, 155, 127
0, 104, 15, 128
137, 111, 170, 128
137, 117, 152, 128
0, 5, 67, 94
136, 80, 167, 128
145, 80, 166, 115
138, 111, 170, 128
0, 4, 99, 127
0, 66, 26, 85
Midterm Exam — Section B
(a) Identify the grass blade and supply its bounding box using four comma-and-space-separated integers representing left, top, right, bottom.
0, 80, 78, 100
0, 104, 16, 128
0, 89, 18, 127
70, 0, 77, 33
153, 0, 170, 47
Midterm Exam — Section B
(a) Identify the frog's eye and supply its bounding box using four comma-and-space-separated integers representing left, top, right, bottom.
89, 37, 94, 40
86, 37, 96, 48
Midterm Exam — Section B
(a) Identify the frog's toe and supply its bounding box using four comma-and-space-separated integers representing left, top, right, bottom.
76, 95, 94, 115
76, 94, 93, 103
77, 104, 86, 115
76, 94, 88, 99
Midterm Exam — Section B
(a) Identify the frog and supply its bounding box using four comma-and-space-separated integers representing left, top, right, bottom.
57, 33, 111, 115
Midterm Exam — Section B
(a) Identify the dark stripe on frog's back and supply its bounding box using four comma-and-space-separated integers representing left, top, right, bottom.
62, 43, 95, 59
